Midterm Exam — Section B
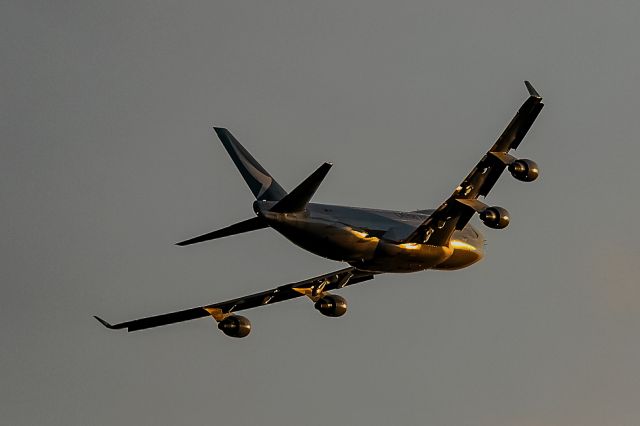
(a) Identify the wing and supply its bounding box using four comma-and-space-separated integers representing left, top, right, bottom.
404, 81, 544, 245
94, 267, 375, 332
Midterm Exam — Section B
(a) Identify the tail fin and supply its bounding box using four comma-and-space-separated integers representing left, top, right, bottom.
271, 162, 332, 213
214, 127, 287, 201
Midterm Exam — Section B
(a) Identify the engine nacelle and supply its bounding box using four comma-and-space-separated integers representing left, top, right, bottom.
479, 206, 510, 229
218, 315, 251, 338
314, 294, 348, 317
509, 159, 539, 182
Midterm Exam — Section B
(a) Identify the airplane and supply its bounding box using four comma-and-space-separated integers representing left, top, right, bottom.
95, 81, 544, 338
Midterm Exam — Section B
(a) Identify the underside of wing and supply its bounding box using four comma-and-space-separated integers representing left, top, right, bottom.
404, 81, 544, 246
94, 267, 375, 335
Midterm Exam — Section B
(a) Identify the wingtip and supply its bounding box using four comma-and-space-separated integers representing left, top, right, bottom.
94, 315, 116, 329
315, 162, 333, 177
524, 81, 541, 98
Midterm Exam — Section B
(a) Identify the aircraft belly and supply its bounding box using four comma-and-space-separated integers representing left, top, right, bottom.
351, 242, 454, 273
265, 211, 483, 273
268, 216, 378, 262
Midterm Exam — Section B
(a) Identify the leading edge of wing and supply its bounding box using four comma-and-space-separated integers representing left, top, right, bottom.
94, 267, 375, 332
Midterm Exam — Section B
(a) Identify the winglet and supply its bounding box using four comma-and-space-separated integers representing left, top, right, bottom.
270, 162, 333, 213
524, 81, 541, 99
94, 316, 119, 330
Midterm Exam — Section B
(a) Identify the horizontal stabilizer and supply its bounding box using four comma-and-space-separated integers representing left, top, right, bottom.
176, 216, 268, 246
270, 162, 332, 213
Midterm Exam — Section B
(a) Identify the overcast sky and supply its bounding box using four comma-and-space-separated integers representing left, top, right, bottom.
3, 1, 640, 425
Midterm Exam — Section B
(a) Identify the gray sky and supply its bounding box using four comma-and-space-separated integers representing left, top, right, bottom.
3, 1, 640, 425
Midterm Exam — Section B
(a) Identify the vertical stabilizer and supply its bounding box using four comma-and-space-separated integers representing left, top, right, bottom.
214, 127, 287, 201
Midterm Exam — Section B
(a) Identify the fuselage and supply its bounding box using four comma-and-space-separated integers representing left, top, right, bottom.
255, 201, 484, 273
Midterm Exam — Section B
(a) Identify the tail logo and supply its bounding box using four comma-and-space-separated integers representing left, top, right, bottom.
227, 141, 274, 199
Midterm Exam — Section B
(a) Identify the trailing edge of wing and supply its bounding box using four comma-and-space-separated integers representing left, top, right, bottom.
270, 162, 333, 213
94, 267, 375, 332
176, 216, 268, 246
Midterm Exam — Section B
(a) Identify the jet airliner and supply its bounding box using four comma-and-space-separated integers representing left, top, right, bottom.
95, 82, 544, 338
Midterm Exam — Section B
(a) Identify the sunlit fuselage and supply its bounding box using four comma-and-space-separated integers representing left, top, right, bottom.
256, 201, 484, 273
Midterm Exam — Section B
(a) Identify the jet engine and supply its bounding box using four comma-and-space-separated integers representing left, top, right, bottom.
218, 315, 251, 338
314, 294, 348, 317
479, 206, 510, 229
509, 159, 539, 182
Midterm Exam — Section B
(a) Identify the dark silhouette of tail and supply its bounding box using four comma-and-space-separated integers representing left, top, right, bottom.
271, 162, 332, 213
